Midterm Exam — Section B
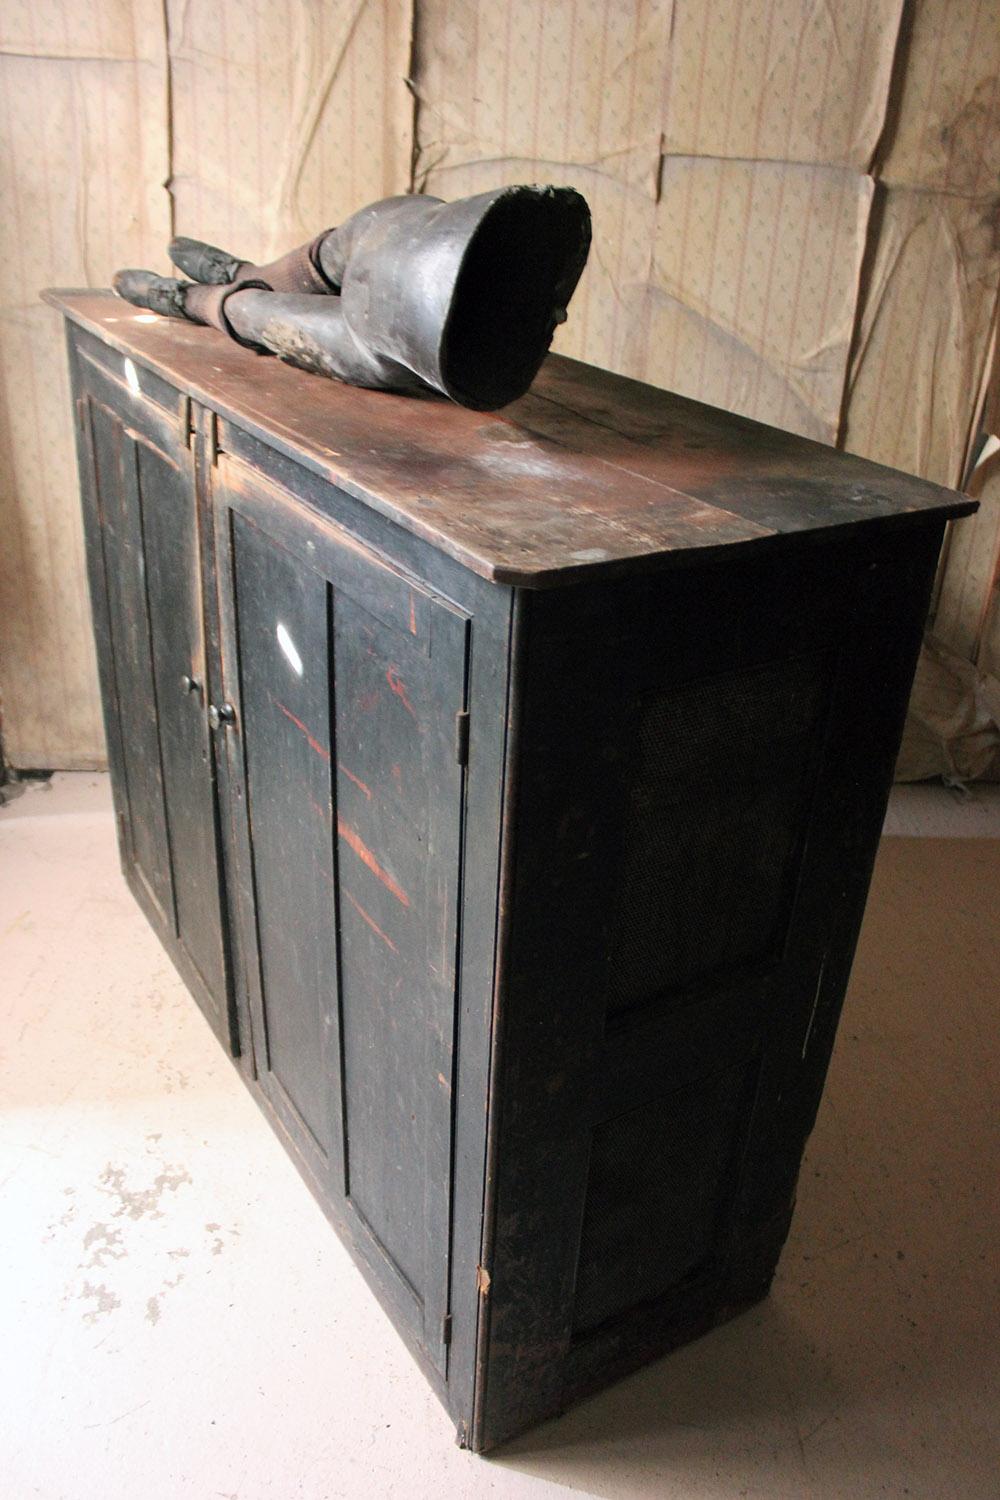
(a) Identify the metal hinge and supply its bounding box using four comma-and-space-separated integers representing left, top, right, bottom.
441, 1313, 453, 1347
454, 709, 470, 766
178, 393, 194, 448
207, 410, 221, 466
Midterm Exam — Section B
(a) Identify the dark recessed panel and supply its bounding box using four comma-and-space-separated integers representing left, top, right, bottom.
607, 653, 830, 1017
572, 1060, 752, 1335
232, 515, 339, 1158
89, 404, 173, 929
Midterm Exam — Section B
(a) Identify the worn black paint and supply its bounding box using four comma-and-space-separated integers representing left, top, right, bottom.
75, 370, 232, 1049
211, 461, 470, 1369
56, 294, 971, 1455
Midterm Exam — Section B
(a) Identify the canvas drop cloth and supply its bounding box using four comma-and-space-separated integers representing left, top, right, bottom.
1, 0, 998, 777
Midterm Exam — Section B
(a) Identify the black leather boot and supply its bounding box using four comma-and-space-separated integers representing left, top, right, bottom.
113, 185, 591, 411
168, 230, 336, 294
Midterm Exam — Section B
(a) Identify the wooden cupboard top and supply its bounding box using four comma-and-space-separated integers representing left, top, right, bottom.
46, 288, 975, 588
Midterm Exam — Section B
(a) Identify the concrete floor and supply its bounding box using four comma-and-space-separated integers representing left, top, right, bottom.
1, 773, 998, 1500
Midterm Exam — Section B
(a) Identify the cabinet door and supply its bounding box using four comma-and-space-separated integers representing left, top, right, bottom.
213, 456, 468, 1374
78, 390, 233, 1049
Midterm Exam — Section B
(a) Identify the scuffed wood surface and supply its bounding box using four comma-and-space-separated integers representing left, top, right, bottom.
46, 291, 973, 588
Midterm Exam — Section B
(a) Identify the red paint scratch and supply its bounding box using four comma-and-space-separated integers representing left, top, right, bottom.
337, 815, 410, 907
338, 763, 372, 800
386, 665, 417, 719
308, 792, 330, 821
390, 763, 403, 791
274, 699, 329, 760
408, 593, 417, 635
344, 890, 397, 953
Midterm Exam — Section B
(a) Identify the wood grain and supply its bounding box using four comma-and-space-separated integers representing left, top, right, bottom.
46, 291, 973, 588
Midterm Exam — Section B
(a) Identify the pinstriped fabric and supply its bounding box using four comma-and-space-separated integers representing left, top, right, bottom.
412, 0, 997, 479
0, 0, 170, 767
0, 0, 413, 767
844, 0, 1000, 487
412, 1, 894, 445
1, 0, 997, 769
166, 0, 412, 263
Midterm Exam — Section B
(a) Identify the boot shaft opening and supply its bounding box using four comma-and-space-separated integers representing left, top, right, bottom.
440, 187, 592, 411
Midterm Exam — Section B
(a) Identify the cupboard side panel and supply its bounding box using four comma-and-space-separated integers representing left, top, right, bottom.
478, 525, 948, 1450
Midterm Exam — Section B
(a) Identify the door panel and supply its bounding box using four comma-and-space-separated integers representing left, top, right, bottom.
229, 514, 340, 1157
88, 399, 173, 925
334, 590, 465, 1304
216, 460, 468, 1368
138, 434, 229, 1013
82, 393, 231, 1046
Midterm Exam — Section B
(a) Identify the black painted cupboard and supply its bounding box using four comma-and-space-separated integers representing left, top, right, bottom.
50, 290, 973, 1452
